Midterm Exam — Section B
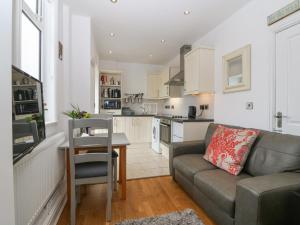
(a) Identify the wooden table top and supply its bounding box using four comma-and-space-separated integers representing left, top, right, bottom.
58, 133, 130, 150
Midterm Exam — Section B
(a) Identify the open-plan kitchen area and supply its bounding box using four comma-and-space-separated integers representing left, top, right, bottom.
98, 46, 215, 180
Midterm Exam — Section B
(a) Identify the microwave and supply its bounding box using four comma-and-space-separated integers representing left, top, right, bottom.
103, 100, 121, 110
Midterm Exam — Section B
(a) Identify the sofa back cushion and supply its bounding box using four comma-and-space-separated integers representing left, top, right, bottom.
205, 123, 300, 176
244, 132, 300, 176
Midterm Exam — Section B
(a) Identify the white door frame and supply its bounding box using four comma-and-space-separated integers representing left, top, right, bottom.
269, 11, 300, 132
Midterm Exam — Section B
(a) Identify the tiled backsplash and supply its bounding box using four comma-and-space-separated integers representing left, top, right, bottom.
162, 94, 214, 118
123, 94, 214, 118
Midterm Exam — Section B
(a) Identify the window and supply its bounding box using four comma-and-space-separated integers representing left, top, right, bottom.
14, 0, 59, 124
21, 13, 41, 79
24, 0, 38, 13
20, 0, 42, 80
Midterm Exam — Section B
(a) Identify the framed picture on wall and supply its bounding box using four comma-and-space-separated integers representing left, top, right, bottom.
223, 44, 251, 93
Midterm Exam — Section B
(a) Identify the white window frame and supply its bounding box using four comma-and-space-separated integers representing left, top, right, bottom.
13, 0, 58, 124
16, 0, 43, 80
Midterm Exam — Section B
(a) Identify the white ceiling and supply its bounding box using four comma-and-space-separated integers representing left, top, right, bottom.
64, 0, 250, 65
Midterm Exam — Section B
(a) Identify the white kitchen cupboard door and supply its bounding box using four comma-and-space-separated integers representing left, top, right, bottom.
275, 23, 300, 135
159, 67, 170, 98
184, 48, 214, 95
147, 75, 160, 99
184, 49, 200, 94
113, 117, 126, 133
133, 117, 152, 143
199, 49, 215, 93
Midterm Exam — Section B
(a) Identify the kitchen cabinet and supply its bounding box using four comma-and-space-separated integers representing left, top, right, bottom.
158, 67, 182, 98
184, 48, 214, 95
113, 117, 152, 143
171, 121, 210, 142
147, 75, 160, 99
159, 67, 170, 99
113, 117, 125, 133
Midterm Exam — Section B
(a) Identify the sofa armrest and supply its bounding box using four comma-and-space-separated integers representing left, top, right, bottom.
235, 172, 300, 225
169, 140, 206, 177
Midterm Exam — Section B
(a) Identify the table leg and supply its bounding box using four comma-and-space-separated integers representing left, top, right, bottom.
118, 148, 122, 184
119, 146, 127, 200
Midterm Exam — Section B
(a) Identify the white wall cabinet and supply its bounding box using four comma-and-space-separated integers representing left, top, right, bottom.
147, 75, 160, 99
184, 48, 214, 95
171, 121, 210, 142
159, 67, 170, 99
113, 117, 152, 143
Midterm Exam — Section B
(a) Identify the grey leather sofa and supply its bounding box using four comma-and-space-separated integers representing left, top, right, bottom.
169, 123, 300, 225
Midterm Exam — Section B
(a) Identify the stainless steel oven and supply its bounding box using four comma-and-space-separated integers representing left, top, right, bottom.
160, 118, 171, 145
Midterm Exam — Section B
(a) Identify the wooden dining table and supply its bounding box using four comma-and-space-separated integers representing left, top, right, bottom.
58, 133, 130, 207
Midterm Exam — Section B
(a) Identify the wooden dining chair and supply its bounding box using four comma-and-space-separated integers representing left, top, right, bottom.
69, 118, 113, 225
90, 114, 118, 191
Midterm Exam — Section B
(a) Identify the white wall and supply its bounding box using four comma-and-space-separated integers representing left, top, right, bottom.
0, 0, 16, 224
91, 33, 100, 113
70, 15, 93, 112
99, 60, 164, 95
192, 0, 294, 130
165, 0, 294, 129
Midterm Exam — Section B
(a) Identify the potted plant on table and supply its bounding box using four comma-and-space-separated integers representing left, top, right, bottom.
63, 104, 91, 134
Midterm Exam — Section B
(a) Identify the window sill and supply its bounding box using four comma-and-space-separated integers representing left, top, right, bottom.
45, 121, 58, 126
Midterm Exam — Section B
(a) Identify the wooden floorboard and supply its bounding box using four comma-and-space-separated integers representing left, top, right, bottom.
56, 176, 216, 225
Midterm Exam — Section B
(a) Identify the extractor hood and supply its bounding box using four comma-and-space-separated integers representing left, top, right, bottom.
165, 45, 192, 86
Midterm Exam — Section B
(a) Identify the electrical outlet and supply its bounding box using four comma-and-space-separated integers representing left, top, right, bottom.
246, 102, 254, 110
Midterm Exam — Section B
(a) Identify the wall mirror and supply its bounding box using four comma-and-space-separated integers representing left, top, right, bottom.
223, 44, 251, 93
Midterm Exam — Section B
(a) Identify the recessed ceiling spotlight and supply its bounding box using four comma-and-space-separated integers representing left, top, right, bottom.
109, 50, 113, 54
161, 39, 166, 43
110, 0, 118, 3
109, 32, 115, 37
184, 10, 191, 15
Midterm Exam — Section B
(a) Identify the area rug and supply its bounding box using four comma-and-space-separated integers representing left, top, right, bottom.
115, 209, 204, 225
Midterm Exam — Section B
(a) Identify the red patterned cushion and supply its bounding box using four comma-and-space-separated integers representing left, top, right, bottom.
203, 125, 259, 175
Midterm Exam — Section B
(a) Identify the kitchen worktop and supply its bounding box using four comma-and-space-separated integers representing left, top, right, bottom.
113, 114, 155, 117
154, 115, 214, 123
112, 114, 214, 123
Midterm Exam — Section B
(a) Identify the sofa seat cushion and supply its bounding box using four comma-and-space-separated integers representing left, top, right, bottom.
194, 169, 251, 217
173, 154, 216, 182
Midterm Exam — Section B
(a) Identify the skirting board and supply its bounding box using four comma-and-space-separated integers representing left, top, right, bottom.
32, 179, 67, 225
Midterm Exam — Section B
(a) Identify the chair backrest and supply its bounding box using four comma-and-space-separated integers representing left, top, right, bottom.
90, 113, 113, 119
89, 114, 113, 135
68, 118, 113, 177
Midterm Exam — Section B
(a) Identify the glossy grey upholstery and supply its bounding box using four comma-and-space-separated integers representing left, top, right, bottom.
170, 123, 300, 225
173, 154, 216, 182
169, 140, 206, 177
194, 170, 250, 217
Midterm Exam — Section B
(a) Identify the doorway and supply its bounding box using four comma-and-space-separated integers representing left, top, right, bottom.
274, 21, 300, 135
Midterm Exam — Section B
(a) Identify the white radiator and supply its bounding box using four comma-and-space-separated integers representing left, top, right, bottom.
14, 132, 65, 225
